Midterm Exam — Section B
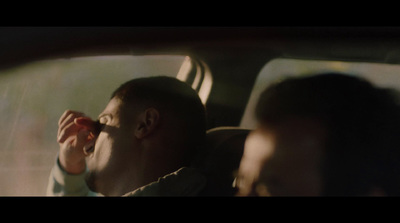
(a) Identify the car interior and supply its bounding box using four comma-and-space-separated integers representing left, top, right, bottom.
2, 27, 400, 196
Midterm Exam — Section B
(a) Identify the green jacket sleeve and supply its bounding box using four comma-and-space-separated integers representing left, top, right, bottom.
46, 156, 98, 196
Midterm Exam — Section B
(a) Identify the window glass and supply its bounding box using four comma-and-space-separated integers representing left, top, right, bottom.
0, 55, 186, 195
241, 58, 400, 129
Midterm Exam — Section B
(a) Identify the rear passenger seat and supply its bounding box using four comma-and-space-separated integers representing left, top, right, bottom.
194, 126, 251, 196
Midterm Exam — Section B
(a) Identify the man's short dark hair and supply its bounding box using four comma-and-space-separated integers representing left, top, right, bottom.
256, 73, 400, 196
111, 76, 207, 164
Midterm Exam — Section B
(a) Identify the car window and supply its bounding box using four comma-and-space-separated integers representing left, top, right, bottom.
241, 58, 400, 129
0, 55, 189, 195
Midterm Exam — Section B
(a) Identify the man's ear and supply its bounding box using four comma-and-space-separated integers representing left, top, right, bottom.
134, 108, 160, 139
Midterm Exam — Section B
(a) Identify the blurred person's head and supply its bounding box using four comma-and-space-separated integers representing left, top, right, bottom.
236, 73, 400, 196
84, 76, 206, 196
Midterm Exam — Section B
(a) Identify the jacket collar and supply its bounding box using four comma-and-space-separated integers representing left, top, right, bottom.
123, 167, 207, 196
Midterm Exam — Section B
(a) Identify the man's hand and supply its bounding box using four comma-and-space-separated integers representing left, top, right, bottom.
57, 110, 96, 174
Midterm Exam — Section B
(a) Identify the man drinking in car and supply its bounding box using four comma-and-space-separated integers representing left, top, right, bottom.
47, 76, 207, 196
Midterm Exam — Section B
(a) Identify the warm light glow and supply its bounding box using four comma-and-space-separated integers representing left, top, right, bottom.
235, 128, 275, 196
176, 56, 192, 82
176, 57, 213, 105
197, 61, 213, 104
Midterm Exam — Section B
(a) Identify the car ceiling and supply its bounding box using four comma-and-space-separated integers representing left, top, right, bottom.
2, 27, 400, 70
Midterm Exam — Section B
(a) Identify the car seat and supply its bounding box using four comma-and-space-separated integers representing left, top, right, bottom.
194, 126, 251, 196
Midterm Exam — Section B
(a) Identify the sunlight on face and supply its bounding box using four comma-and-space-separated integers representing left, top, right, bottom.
85, 97, 136, 194
236, 118, 326, 196
235, 128, 275, 196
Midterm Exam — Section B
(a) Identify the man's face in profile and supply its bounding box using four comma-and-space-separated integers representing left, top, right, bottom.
84, 97, 138, 195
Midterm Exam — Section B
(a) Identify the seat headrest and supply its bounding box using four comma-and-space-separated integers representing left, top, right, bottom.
196, 126, 251, 196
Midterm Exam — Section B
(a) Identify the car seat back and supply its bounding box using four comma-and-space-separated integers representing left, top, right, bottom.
195, 126, 250, 196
